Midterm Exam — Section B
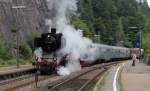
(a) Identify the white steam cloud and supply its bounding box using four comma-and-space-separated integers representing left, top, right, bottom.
46, 0, 100, 76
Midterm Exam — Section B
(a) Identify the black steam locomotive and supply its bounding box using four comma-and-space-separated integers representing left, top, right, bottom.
34, 28, 62, 74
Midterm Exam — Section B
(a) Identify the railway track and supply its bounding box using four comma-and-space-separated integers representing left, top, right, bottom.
0, 74, 34, 86
0, 65, 37, 91
47, 62, 120, 91
0, 62, 121, 91
0, 65, 36, 81
0, 73, 58, 91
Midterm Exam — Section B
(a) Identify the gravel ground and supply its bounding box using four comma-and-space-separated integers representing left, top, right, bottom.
0, 74, 61, 91
12, 75, 61, 91
54, 69, 104, 91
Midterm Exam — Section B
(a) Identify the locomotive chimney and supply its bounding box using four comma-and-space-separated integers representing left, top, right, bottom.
51, 28, 56, 34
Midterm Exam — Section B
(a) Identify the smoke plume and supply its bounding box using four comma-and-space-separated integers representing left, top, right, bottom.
46, 0, 100, 76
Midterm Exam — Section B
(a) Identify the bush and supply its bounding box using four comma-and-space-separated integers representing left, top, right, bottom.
19, 44, 32, 60
143, 32, 150, 65
0, 59, 5, 67
0, 59, 29, 67
144, 53, 150, 65
0, 40, 12, 60
7, 59, 16, 66
16, 59, 26, 64
0, 59, 16, 67
26, 32, 39, 51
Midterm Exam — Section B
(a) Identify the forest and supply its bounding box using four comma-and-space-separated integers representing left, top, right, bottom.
72, 0, 150, 64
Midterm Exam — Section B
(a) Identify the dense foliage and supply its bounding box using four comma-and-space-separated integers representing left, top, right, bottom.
72, 0, 150, 64
72, 0, 150, 48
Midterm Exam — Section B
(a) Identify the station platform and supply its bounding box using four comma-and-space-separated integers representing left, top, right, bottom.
122, 61, 150, 91
94, 63, 122, 91
94, 60, 150, 91
0, 64, 34, 75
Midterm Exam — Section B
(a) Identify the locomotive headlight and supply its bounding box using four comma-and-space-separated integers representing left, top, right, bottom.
47, 35, 50, 38
53, 57, 57, 61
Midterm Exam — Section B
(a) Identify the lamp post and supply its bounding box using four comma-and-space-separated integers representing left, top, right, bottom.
12, 5, 26, 68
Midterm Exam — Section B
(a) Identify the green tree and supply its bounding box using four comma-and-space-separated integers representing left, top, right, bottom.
78, 0, 95, 31
71, 17, 94, 37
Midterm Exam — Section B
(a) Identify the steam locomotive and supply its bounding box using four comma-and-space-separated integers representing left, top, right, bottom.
34, 28, 62, 74
33, 28, 143, 74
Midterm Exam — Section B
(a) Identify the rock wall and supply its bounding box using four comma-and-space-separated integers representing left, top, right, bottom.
0, 0, 49, 43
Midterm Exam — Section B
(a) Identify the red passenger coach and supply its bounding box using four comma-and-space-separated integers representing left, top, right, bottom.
130, 48, 141, 58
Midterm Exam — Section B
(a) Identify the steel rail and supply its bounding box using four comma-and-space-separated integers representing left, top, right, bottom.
78, 68, 109, 91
